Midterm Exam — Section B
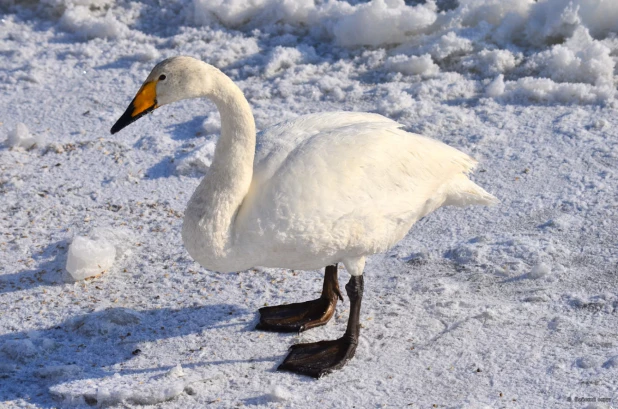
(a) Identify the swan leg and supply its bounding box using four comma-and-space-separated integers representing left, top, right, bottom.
256, 264, 343, 333
277, 274, 364, 378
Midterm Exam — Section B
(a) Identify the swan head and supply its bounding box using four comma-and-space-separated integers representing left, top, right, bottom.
111, 56, 214, 134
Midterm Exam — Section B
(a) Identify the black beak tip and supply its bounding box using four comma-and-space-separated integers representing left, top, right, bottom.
110, 103, 135, 135
110, 122, 122, 135
110, 101, 155, 135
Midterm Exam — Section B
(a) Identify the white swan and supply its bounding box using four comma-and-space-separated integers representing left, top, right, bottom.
111, 56, 497, 378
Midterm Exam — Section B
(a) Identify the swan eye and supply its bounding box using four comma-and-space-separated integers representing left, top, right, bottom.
159, 74, 167, 81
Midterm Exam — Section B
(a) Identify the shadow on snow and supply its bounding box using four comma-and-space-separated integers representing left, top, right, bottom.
0, 303, 262, 407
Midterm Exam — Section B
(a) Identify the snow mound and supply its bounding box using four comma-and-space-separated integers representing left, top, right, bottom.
445, 234, 569, 276
267, 385, 293, 402
529, 262, 551, 279
524, 27, 614, 87
0, 339, 39, 363
35, 365, 82, 380
0, 334, 57, 364
59, 6, 129, 40
5, 123, 45, 149
385, 54, 440, 77
69, 308, 142, 337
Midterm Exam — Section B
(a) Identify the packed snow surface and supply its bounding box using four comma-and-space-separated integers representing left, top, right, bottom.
1, 0, 617, 408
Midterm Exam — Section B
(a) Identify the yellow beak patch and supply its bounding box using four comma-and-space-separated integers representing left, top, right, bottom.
132, 80, 158, 117
110, 79, 160, 134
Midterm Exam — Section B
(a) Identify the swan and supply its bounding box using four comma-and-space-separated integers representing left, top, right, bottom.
111, 56, 497, 378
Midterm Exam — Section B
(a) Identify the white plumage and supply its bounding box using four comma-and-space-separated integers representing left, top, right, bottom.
137, 57, 498, 277
112, 55, 499, 274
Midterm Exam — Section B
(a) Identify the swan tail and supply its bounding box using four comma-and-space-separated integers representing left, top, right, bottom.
444, 174, 499, 207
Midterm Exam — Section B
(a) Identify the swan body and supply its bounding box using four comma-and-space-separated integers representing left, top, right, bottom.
111, 56, 497, 377
111, 56, 497, 275
184, 110, 496, 275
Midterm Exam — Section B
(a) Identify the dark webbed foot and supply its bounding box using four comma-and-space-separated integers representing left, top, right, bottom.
278, 275, 364, 378
278, 337, 357, 378
256, 265, 343, 333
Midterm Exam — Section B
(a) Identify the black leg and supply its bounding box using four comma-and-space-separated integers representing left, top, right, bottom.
277, 275, 364, 378
256, 264, 343, 333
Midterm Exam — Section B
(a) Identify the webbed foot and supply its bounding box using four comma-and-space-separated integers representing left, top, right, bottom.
278, 275, 364, 378
256, 265, 342, 332
278, 336, 357, 378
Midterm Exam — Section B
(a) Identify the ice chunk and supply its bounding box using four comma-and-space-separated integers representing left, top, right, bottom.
385, 54, 439, 76
5, 123, 45, 149
334, 0, 437, 47
53, 367, 211, 406
66, 235, 116, 281
201, 114, 221, 135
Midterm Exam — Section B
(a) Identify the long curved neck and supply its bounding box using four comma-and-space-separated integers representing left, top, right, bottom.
182, 65, 255, 262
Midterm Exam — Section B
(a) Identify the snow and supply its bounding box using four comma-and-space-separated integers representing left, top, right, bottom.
1, 0, 618, 407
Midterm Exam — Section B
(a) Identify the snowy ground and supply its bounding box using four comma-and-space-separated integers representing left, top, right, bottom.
1, 0, 617, 407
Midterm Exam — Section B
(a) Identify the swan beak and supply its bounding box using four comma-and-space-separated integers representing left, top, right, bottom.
110, 80, 158, 134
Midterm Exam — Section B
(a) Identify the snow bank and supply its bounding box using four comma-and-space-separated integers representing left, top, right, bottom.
5, 0, 618, 96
